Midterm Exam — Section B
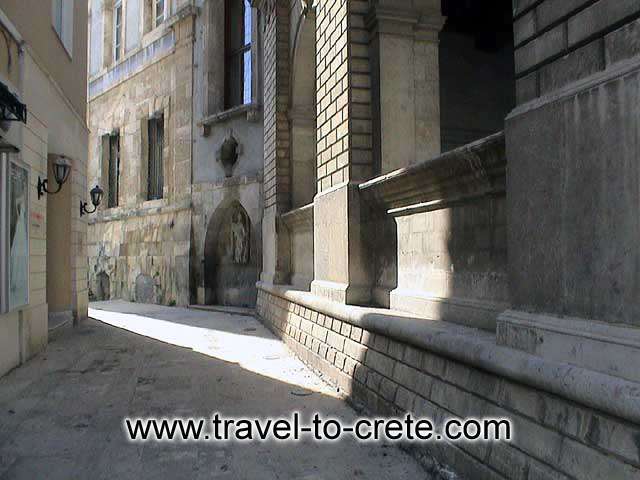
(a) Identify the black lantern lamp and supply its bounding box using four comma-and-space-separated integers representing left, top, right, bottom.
37, 156, 71, 199
80, 185, 104, 217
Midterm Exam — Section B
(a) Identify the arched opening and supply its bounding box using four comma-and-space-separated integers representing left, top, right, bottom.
439, 0, 515, 151
289, 6, 317, 209
203, 201, 258, 307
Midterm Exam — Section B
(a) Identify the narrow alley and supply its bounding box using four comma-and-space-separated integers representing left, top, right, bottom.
0, 303, 430, 479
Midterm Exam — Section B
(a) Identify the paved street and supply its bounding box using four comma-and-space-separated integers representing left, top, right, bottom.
0, 302, 429, 479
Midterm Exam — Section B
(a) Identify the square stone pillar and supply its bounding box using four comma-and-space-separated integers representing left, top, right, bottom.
367, 0, 445, 174
309, 0, 376, 304
258, 0, 292, 286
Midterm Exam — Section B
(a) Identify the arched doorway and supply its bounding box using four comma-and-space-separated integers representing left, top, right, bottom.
203, 201, 258, 307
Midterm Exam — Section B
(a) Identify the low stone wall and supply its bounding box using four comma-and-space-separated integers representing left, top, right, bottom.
256, 284, 640, 480
361, 133, 509, 331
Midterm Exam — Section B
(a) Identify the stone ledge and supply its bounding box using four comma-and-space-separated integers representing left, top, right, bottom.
280, 203, 314, 231
508, 53, 640, 118
199, 103, 262, 136
389, 288, 509, 332
498, 310, 640, 383
359, 132, 506, 213
89, 199, 192, 224
258, 281, 640, 423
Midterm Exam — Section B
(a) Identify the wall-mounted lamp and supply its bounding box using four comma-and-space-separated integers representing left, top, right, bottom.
80, 185, 104, 217
37, 156, 71, 199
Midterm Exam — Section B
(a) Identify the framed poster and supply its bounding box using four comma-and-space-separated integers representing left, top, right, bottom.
0, 153, 6, 314
0, 152, 29, 313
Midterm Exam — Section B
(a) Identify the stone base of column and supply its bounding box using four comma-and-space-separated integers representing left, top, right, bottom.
261, 205, 290, 286
312, 183, 371, 305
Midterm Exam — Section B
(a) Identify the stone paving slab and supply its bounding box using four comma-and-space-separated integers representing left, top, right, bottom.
0, 301, 431, 480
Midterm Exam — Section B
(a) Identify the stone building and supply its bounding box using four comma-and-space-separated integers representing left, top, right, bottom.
252, 0, 640, 478
86, 0, 640, 476
86, 0, 263, 307
0, 1, 90, 376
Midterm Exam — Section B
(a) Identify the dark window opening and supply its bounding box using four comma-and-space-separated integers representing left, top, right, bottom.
225, 0, 252, 109
439, 0, 516, 152
148, 115, 164, 201
107, 133, 120, 208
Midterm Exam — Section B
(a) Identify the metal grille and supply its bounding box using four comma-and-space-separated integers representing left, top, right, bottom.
108, 134, 120, 208
147, 115, 164, 201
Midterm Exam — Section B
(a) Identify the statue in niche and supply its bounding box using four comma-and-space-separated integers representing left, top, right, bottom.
230, 208, 250, 265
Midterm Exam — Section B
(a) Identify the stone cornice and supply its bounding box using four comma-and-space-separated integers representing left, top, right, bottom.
359, 132, 506, 213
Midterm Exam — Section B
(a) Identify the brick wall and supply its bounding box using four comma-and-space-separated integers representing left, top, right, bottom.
257, 287, 640, 479
315, 0, 373, 192
263, 0, 291, 211
513, 0, 640, 104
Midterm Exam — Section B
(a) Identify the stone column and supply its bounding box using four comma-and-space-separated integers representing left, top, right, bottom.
367, 0, 445, 174
310, 0, 374, 305
258, 0, 292, 286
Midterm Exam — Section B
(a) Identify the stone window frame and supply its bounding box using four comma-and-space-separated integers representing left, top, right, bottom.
108, 132, 121, 208
146, 113, 165, 201
200, 0, 262, 132
113, 0, 124, 62
143, 0, 168, 35
139, 98, 170, 204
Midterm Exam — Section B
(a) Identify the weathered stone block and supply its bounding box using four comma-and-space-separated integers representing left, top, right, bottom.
605, 17, 640, 65
568, 0, 640, 47
516, 23, 567, 74
539, 39, 604, 94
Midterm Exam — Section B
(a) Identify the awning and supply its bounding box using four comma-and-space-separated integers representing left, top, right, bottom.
0, 82, 27, 124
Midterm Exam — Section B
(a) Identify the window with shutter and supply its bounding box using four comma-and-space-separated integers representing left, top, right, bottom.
107, 134, 120, 208
147, 115, 164, 201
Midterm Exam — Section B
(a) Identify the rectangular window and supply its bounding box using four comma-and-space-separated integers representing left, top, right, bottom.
225, 0, 252, 109
107, 134, 120, 208
114, 0, 123, 62
0, 153, 30, 313
155, 0, 165, 28
147, 115, 164, 201
52, 0, 74, 56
